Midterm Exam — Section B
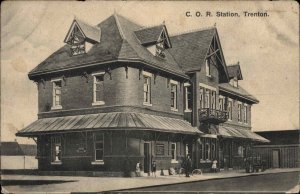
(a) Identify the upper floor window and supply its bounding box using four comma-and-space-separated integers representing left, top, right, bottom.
199, 87, 204, 109
170, 80, 178, 111
93, 133, 104, 164
204, 89, 210, 108
205, 58, 211, 77
244, 104, 248, 124
92, 72, 105, 106
211, 91, 216, 109
219, 95, 224, 110
143, 71, 152, 106
184, 83, 192, 112
171, 143, 177, 162
51, 136, 62, 164
228, 99, 233, 120
52, 79, 62, 110
238, 103, 242, 122
230, 77, 238, 88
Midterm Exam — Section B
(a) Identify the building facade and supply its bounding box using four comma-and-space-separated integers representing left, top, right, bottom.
16, 14, 268, 175
253, 130, 300, 169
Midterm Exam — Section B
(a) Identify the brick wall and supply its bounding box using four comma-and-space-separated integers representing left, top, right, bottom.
37, 66, 184, 117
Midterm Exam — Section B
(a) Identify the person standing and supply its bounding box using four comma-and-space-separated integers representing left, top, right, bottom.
212, 159, 218, 173
135, 161, 141, 177
185, 155, 192, 177
151, 160, 157, 177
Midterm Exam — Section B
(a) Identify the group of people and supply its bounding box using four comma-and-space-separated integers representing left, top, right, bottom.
135, 156, 218, 177
135, 160, 157, 177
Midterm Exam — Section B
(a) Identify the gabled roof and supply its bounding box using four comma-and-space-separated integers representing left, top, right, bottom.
134, 25, 164, 45
0, 142, 24, 156
16, 112, 202, 137
168, 28, 229, 82
64, 18, 101, 44
29, 14, 186, 80
219, 83, 259, 104
169, 28, 215, 72
227, 63, 243, 80
134, 25, 171, 48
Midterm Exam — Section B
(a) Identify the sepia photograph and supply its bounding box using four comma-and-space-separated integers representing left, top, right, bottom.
1, 1, 299, 193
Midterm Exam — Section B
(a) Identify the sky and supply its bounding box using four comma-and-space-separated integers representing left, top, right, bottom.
1, 1, 299, 144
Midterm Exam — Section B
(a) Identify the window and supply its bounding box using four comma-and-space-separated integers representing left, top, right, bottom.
199, 87, 204, 109
143, 74, 151, 105
93, 133, 104, 163
170, 80, 178, 111
52, 79, 62, 110
205, 58, 211, 77
204, 89, 210, 108
171, 143, 177, 162
228, 99, 233, 120
219, 96, 224, 110
184, 83, 192, 112
156, 144, 164, 155
244, 104, 248, 124
51, 136, 62, 164
211, 91, 216, 109
205, 143, 210, 160
238, 103, 242, 122
92, 72, 105, 106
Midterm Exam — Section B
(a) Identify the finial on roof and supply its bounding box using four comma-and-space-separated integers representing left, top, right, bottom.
213, 23, 217, 27
237, 61, 240, 65
163, 20, 165, 25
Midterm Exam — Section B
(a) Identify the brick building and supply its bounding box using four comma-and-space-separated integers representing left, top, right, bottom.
16, 14, 268, 175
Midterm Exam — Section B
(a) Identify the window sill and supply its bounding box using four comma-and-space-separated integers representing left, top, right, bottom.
206, 75, 212, 78
92, 101, 105, 106
227, 119, 232, 122
171, 160, 178, 164
91, 161, 104, 165
143, 102, 152, 107
171, 108, 178, 112
51, 161, 62, 165
184, 109, 192, 113
51, 105, 62, 110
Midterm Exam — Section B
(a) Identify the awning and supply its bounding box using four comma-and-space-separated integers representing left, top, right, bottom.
212, 126, 269, 143
16, 112, 202, 137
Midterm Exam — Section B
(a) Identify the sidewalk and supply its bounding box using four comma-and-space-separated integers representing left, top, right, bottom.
2, 168, 300, 193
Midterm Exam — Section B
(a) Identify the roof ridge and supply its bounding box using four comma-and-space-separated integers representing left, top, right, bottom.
134, 24, 164, 31
113, 13, 126, 39
74, 17, 100, 29
169, 26, 215, 37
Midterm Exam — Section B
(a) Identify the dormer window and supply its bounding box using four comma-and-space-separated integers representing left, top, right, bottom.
64, 18, 101, 56
134, 25, 171, 59
230, 77, 238, 87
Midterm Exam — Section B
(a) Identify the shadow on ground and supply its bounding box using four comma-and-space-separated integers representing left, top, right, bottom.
1, 180, 76, 186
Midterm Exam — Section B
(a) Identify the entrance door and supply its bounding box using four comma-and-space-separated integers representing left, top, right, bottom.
272, 149, 280, 168
144, 143, 151, 173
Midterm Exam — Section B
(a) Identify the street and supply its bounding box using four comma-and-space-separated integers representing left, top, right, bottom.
118, 171, 299, 193
1, 169, 299, 193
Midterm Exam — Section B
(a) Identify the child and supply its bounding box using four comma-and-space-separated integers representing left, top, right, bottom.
151, 161, 157, 177
136, 162, 141, 177
212, 159, 218, 173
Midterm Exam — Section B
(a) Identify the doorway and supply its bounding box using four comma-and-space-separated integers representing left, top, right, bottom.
272, 149, 280, 168
144, 143, 151, 173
